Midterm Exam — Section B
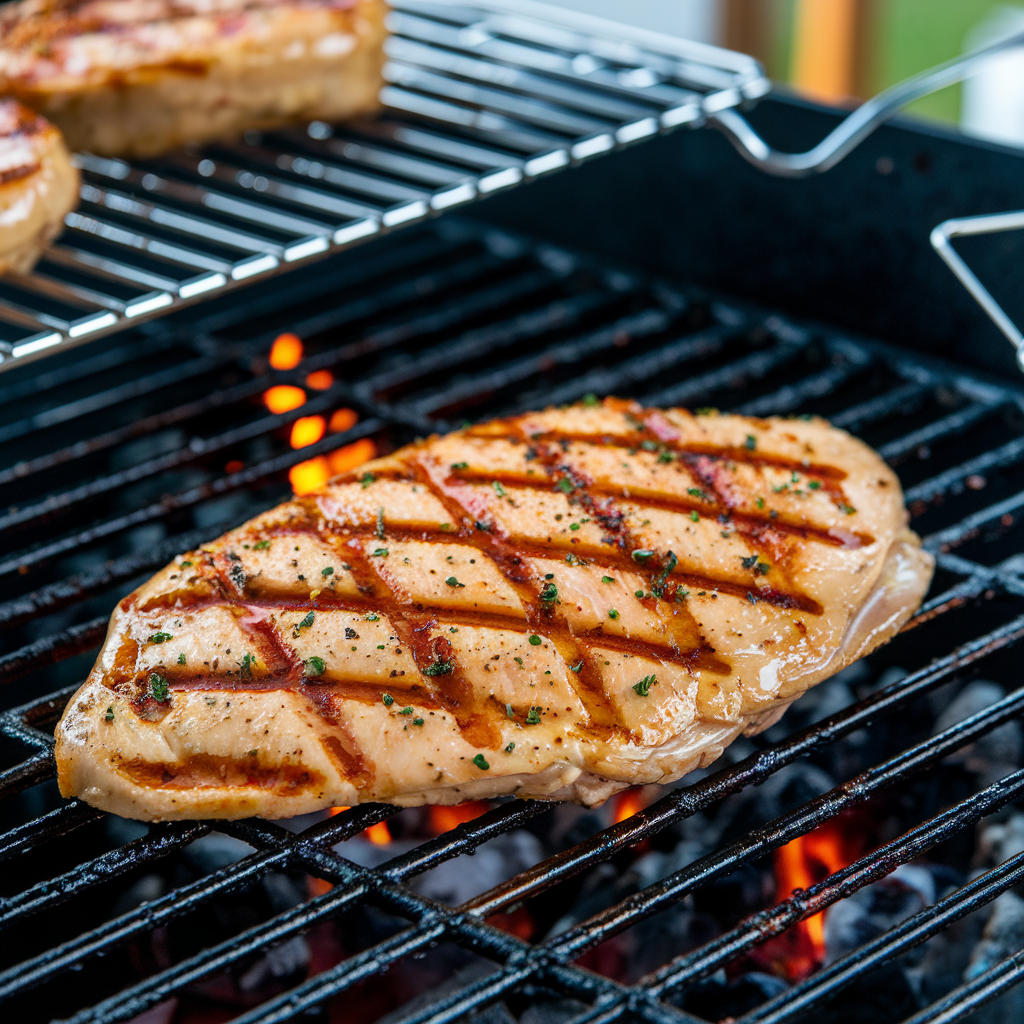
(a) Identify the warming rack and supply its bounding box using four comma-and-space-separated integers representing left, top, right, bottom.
0, 0, 766, 369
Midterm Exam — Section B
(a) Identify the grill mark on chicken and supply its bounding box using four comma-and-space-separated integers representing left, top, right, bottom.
340, 534, 502, 750
408, 454, 636, 739
112, 753, 325, 794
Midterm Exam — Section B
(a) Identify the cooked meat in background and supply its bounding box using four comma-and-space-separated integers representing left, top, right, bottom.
0, 98, 78, 274
0, 0, 388, 159
56, 400, 934, 821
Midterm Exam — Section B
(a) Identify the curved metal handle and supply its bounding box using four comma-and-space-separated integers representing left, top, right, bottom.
709, 29, 1024, 178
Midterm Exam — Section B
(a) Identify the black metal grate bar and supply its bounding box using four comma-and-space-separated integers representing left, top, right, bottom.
3, 218, 1024, 1024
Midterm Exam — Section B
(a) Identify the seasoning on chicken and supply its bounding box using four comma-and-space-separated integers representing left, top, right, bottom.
0, 0, 388, 159
0, 99, 78, 274
56, 400, 934, 821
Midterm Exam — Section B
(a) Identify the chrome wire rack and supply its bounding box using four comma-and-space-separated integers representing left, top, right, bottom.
0, 0, 766, 369
3, 217, 1024, 1022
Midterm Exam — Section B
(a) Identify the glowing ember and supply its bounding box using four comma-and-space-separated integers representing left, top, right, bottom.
428, 801, 489, 835
364, 821, 392, 845
328, 407, 358, 433
264, 385, 306, 414
290, 414, 326, 449
772, 818, 858, 979
269, 332, 303, 370
289, 456, 330, 495
327, 438, 376, 475
224, 459, 244, 474
612, 788, 644, 823
306, 369, 334, 390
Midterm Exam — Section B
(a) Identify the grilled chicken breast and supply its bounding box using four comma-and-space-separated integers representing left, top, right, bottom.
0, 99, 78, 274
56, 401, 934, 821
0, 0, 387, 159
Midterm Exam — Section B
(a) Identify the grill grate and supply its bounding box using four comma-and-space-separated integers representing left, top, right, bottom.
3, 218, 1024, 1023
0, 0, 765, 370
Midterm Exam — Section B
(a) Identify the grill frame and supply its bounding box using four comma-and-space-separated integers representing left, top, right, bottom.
1, 209, 1024, 1023
0, 0, 766, 371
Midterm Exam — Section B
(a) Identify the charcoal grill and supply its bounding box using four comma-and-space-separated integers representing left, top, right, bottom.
5, 4, 1024, 1024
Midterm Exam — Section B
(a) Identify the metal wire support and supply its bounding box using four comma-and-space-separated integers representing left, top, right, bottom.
931, 211, 1024, 373
710, 28, 1024, 177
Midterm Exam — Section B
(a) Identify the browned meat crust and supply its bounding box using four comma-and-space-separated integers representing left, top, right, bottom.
0, 0, 388, 158
0, 98, 78, 273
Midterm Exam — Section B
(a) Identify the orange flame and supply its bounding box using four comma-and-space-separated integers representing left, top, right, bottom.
612, 788, 645, 824
306, 369, 335, 390
328, 407, 358, 433
264, 385, 307, 414
290, 414, 326, 449
364, 821, 393, 845
327, 438, 376, 475
269, 332, 303, 370
773, 819, 856, 978
289, 456, 331, 495
428, 801, 489, 835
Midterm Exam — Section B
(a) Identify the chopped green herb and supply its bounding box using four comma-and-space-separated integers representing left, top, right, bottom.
745, 434, 756, 451
570, 660, 583, 673
528, 635, 542, 646
689, 510, 700, 522
565, 553, 587, 566
756, 497, 765, 509
641, 439, 660, 452
248, 749, 258, 757
747, 592, 759, 605
422, 659, 454, 676
676, 588, 690, 601
376, 508, 385, 540
808, 480, 821, 490
177, 652, 186, 665
440, 522, 453, 531
539, 582, 558, 603
360, 472, 376, 488
148, 631, 172, 644
773, 484, 788, 493
602, 576, 615, 584
755, 561, 771, 576
298, 610, 314, 629
514, 657, 524, 669
180, 560, 193, 568
569, 522, 581, 531
506, 702, 515, 719
492, 480, 507, 498
687, 487, 706, 499
105, 705, 114, 722
382, 693, 394, 707
581, 393, 600, 407
839, 503, 857, 515
377, 645, 385, 650
635, 590, 645, 599
239, 652, 255, 678
253, 539, 271, 551
372, 548, 389, 557
450, 626, 458, 633
555, 478, 574, 494
657, 451, 675, 464
633, 674, 657, 697
740, 554, 759, 570
473, 753, 490, 770
303, 656, 326, 678
446, 576, 465, 588
399, 706, 413, 715
413, 717, 424, 726
321, 566, 334, 577
505, 742, 516, 753
631, 550, 654, 563
150, 673, 169, 703
450, 462, 468, 470
365, 612, 380, 622
608, 609, 620, 620
525, 707, 542, 725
